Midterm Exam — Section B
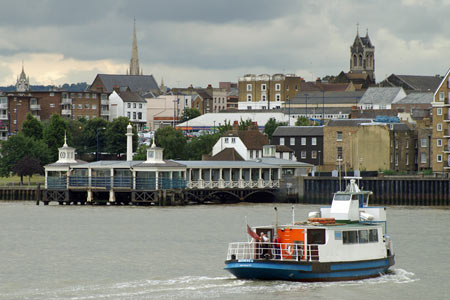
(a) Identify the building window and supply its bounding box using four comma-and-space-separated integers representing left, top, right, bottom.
50, 92, 55, 97
301, 151, 306, 159
421, 138, 427, 147
262, 94, 266, 101
337, 131, 343, 141
250, 151, 253, 159
312, 137, 317, 145
395, 154, 398, 166
85, 104, 90, 109
421, 152, 427, 163
301, 137, 306, 145
139, 104, 142, 109
50, 103, 55, 108
437, 123, 442, 131
127, 112, 130, 119
437, 108, 443, 115
312, 151, 317, 159
437, 139, 442, 147
101, 94, 107, 100
276, 94, 281, 101
337, 146, 343, 159
280, 137, 285, 145
406, 153, 409, 165
247, 84, 252, 91
127, 103, 131, 108
133, 103, 136, 108
138, 112, 142, 120
247, 94, 252, 102
439, 92, 445, 101
77, 104, 82, 109
275, 83, 281, 91
395, 140, 398, 149
289, 137, 295, 145
225, 137, 229, 143
261, 84, 266, 91
85, 93, 90, 98
231, 137, 236, 143
437, 154, 443, 162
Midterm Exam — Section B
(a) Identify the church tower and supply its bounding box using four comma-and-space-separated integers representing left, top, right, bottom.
16, 62, 30, 92
128, 19, 141, 76
350, 26, 375, 83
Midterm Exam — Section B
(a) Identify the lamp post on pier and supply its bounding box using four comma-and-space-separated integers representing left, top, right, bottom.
96, 127, 106, 161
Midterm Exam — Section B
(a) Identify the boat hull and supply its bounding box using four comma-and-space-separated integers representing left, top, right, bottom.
225, 255, 395, 282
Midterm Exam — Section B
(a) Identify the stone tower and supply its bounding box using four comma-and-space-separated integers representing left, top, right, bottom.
350, 27, 375, 83
128, 19, 141, 76
16, 62, 30, 92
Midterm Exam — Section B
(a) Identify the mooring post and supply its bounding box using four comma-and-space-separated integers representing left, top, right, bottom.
35, 184, 41, 205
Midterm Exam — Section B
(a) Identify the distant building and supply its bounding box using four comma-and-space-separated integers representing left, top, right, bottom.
238, 74, 303, 110
379, 74, 442, 93
358, 87, 407, 110
109, 87, 147, 131
90, 74, 160, 95
15, 63, 30, 92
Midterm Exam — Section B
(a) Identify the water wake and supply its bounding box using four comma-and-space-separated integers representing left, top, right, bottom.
1, 269, 416, 300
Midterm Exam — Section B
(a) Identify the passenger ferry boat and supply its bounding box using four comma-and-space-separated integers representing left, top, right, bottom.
225, 178, 395, 282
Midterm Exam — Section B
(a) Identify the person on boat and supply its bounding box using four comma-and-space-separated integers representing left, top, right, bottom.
260, 232, 270, 258
273, 235, 281, 259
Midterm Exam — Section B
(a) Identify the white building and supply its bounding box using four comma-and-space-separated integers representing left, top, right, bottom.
358, 87, 406, 110
109, 88, 147, 131
145, 94, 195, 130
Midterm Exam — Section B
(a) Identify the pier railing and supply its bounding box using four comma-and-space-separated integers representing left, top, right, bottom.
226, 242, 319, 262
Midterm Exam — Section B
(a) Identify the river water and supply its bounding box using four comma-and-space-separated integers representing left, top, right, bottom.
0, 202, 448, 300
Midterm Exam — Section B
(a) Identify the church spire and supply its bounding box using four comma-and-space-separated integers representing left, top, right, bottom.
129, 18, 141, 76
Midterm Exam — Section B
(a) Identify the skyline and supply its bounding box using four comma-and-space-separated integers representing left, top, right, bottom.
1, 0, 450, 87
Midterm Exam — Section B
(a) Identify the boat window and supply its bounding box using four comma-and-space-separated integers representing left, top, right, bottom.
334, 194, 351, 201
369, 229, 378, 242
343, 231, 358, 244
307, 229, 326, 245
359, 230, 369, 243
334, 231, 342, 240
351, 194, 360, 201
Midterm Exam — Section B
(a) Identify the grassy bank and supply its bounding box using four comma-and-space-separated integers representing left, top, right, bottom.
0, 175, 45, 187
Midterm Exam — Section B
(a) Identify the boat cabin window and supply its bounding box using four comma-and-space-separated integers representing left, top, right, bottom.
343, 229, 378, 244
369, 229, 378, 242
307, 229, 326, 245
334, 194, 351, 201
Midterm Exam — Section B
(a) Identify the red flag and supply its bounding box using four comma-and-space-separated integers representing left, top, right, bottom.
247, 225, 260, 241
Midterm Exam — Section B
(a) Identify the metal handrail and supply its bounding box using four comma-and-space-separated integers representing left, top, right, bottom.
226, 242, 320, 262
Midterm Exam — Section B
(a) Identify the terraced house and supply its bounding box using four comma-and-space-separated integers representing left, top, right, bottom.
431, 68, 450, 173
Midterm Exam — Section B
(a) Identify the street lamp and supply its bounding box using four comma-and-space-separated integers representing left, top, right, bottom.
318, 150, 321, 176
96, 127, 106, 161
305, 94, 309, 119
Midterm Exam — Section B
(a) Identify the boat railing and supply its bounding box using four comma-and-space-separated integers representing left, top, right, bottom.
227, 242, 320, 262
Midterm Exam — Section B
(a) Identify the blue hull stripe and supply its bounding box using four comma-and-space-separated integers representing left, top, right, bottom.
225, 259, 392, 281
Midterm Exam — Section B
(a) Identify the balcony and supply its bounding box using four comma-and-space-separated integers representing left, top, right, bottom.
30, 104, 41, 110
101, 109, 109, 116
61, 109, 72, 116
0, 114, 8, 120
0, 103, 7, 109
0, 136, 7, 141
101, 99, 109, 105
444, 146, 450, 153
444, 129, 450, 138
61, 98, 73, 105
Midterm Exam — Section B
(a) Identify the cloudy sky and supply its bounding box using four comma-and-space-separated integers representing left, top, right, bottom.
1, 0, 450, 87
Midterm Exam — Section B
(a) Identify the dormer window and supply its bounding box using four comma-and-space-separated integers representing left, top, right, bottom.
225, 137, 229, 143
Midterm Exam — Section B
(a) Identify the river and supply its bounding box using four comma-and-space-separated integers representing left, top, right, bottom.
0, 202, 448, 300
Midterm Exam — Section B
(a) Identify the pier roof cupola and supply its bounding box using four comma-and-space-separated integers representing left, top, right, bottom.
57, 133, 76, 164
146, 139, 164, 164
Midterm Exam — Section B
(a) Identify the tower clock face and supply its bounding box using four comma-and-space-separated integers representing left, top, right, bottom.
60, 152, 66, 159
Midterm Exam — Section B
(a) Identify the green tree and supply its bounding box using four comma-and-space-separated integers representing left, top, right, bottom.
0, 134, 52, 182
67, 119, 87, 155
218, 120, 232, 134
13, 156, 44, 185
264, 118, 288, 141
133, 144, 149, 160
295, 116, 310, 126
22, 113, 43, 140
105, 117, 138, 157
154, 126, 186, 159
43, 114, 70, 161
180, 108, 201, 123
239, 119, 253, 130
185, 133, 220, 160
82, 117, 109, 154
